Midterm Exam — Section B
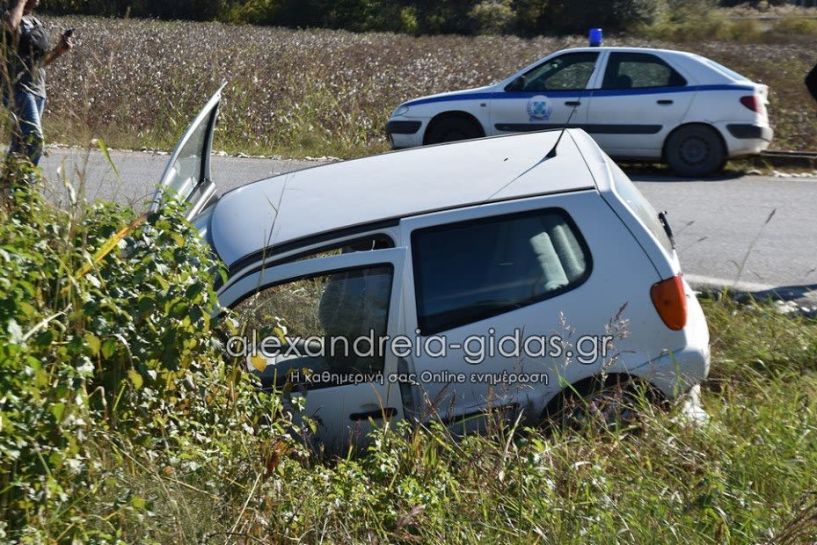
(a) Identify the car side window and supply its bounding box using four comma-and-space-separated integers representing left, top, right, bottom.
602, 52, 687, 90
232, 265, 393, 388
511, 52, 599, 92
412, 209, 591, 335
286, 235, 394, 264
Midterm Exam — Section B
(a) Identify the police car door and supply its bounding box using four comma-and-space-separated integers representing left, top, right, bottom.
491, 52, 600, 135
151, 84, 225, 221
586, 52, 693, 158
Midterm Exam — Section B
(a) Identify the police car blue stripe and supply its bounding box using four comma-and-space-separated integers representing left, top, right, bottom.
403, 84, 755, 108
592, 84, 755, 97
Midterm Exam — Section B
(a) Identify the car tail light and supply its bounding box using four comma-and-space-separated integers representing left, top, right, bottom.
740, 95, 760, 113
650, 275, 687, 331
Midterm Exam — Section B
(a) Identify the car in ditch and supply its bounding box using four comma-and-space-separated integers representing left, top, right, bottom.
153, 87, 711, 451
386, 45, 772, 177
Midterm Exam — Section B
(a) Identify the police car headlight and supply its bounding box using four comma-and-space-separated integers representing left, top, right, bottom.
392, 105, 409, 117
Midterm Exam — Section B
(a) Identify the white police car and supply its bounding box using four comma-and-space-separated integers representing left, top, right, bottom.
387, 44, 772, 177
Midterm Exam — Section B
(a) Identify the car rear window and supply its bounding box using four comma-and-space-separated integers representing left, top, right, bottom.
411, 209, 591, 335
610, 164, 673, 254
697, 56, 750, 82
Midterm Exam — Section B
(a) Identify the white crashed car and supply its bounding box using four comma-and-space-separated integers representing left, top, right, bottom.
154, 88, 710, 450
387, 46, 772, 177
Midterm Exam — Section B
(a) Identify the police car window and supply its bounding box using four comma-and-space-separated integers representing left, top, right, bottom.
602, 53, 687, 89
412, 209, 591, 335
515, 52, 599, 92
698, 56, 750, 82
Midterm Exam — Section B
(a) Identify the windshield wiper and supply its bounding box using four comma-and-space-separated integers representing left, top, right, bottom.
658, 210, 676, 249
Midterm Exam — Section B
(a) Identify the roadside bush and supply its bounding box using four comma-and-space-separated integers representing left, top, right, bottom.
641, 0, 727, 41
42, 0, 228, 19
771, 14, 817, 36
470, 0, 515, 34
552, 0, 662, 33
0, 161, 291, 543
221, 0, 279, 25
43, 0, 666, 36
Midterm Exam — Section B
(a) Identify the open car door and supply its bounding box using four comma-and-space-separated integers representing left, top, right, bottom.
151, 83, 225, 221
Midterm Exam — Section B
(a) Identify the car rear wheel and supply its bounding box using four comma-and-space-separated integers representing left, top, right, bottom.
546, 376, 660, 431
665, 125, 726, 177
424, 117, 483, 145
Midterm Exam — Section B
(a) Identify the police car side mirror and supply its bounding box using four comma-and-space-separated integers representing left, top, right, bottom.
506, 76, 525, 92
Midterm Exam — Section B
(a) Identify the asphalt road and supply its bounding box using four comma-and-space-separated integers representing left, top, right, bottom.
37, 147, 817, 294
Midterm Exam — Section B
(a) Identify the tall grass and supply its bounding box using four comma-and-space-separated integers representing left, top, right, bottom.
1, 156, 816, 542
80, 298, 817, 544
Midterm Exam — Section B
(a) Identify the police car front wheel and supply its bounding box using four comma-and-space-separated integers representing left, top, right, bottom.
424, 116, 483, 145
665, 125, 726, 178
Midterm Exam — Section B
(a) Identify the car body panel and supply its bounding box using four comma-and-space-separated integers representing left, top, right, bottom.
586, 50, 696, 158
395, 188, 692, 429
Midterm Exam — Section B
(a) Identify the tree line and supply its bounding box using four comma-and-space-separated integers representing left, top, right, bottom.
37, 0, 795, 35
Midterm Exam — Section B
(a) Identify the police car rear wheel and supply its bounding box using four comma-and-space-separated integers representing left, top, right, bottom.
666, 125, 726, 178
425, 117, 482, 145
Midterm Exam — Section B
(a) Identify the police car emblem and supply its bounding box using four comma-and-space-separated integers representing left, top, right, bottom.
527, 95, 552, 121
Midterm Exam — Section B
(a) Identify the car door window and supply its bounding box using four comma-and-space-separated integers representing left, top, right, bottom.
152, 86, 223, 220
602, 52, 687, 90
411, 209, 591, 335
283, 235, 394, 264
232, 265, 393, 388
511, 52, 599, 92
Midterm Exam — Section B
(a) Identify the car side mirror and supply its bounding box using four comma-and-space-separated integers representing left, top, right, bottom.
506, 76, 525, 92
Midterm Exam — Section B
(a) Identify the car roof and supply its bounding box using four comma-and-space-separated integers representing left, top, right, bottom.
557, 46, 697, 57
209, 130, 601, 269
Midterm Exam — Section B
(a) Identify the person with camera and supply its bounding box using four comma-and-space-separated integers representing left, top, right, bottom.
2, 0, 74, 167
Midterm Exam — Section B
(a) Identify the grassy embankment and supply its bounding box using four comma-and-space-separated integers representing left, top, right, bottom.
16, 14, 817, 162
1, 158, 816, 543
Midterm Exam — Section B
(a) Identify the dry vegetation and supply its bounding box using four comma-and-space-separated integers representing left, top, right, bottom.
33, 15, 817, 158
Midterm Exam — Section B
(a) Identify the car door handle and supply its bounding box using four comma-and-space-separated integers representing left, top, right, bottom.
565, 101, 582, 107
349, 407, 398, 421
657, 99, 674, 105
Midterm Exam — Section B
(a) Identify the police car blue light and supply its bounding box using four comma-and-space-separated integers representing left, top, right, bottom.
589, 28, 603, 47
386, 46, 773, 177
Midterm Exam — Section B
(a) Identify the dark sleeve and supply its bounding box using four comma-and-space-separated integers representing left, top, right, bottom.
806, 62, 817, 102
